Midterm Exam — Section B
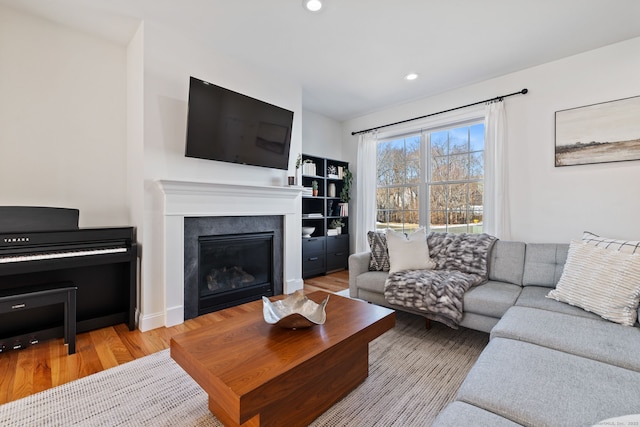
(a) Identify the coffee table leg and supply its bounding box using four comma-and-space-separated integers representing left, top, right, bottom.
205, 344, 369, 427
208, 396, 260, 427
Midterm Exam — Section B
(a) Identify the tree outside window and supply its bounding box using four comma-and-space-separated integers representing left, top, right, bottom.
376, 135, 420, 233
376, 122, 484, 234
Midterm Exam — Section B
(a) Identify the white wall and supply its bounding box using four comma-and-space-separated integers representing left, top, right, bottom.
343, 36, 640, 244
126, 23, 145, 320
302, 109, 343, 160
0, 6, 304, 331
139, 21, 304, 330
0, 5, 129, 227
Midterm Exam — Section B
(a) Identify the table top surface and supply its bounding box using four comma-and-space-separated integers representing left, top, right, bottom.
170, 291, 395, 395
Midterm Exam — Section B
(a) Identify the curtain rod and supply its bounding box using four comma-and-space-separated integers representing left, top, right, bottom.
351, 88, 528, 136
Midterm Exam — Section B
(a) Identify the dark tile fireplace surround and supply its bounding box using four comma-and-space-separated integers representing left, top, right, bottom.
183, 216, 284, 320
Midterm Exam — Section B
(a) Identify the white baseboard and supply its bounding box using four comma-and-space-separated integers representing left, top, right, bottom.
138, 311, 166, 332
284, 277, 304, 294
165, 305, 184, 327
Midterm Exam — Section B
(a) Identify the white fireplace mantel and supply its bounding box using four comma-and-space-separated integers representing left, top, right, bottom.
150, 179, 303, 329
159, 180, 304, 216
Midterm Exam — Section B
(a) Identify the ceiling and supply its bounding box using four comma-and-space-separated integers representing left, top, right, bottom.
3, 0, 640, 121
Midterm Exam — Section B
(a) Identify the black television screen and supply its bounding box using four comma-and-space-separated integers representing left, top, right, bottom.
185, 76, 294, 170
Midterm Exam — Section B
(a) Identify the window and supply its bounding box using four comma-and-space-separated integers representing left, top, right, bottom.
376, 135, 421, 233
376, 122, 485, 234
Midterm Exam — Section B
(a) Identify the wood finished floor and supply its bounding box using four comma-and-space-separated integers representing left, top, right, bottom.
0, 270, 349, 405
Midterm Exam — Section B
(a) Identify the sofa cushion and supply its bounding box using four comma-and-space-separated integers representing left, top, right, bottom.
433, 401, 521, 427
583, 231, 640, 254
367, 231, 390, 271
463, 281, 522, 318
386, 228, 435, 273
492, 306, 640, 372
515, 286, 602, 320
487, 240, 525, 286
456, 338, 640, 426
459, 312, 501, 334
547, 240, 640, 326
522, 243, 568, 287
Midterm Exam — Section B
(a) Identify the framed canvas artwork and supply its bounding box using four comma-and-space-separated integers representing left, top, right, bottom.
555, 95, 640, 167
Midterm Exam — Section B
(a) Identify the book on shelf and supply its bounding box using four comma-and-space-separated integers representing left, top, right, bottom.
339, 203, 349, 217
327, 229, 339, 236
303, 213, 323, 218
302, 162, 316, 176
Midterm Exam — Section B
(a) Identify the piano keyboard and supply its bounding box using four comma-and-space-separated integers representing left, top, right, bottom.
0, 247, 127, 264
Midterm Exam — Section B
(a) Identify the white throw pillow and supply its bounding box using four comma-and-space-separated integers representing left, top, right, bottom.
582, 231, 640, 254
547, 240, 640, 326
386, 228, 436, 273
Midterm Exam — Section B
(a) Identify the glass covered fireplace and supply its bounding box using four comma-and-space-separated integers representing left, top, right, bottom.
198, 232, 274, 315
184, 215, 283, 320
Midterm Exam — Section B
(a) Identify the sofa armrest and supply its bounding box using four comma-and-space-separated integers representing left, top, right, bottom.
348, 251, 371, 298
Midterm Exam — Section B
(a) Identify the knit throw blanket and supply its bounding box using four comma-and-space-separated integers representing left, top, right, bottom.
384, 232, 497, 328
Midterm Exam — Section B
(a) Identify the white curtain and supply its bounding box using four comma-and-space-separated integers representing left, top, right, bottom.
355, 132, 378, 253
483, 100, 510, 239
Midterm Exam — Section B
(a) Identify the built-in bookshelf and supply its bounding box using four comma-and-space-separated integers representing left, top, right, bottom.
300, 154, 350, 278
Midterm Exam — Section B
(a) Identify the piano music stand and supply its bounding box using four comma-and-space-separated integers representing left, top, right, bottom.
0, 283, 77, 355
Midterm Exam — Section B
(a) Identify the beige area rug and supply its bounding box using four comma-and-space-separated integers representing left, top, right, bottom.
0, 311, 488, 426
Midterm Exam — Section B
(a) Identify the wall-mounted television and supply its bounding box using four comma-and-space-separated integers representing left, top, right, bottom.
185, 76, 294, 171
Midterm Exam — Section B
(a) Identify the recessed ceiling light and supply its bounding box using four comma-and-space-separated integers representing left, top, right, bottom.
304, 0, 323, 12
405, 73, 419, 81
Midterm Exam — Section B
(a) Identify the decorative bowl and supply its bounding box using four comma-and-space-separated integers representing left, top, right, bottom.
302, 226, 315, 238
262, 290, 329, 329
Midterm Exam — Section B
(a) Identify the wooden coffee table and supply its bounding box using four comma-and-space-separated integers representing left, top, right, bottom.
170, 291, 395, 427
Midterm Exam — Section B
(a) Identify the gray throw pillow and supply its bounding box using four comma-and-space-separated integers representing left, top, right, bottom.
367, 231, 390, 271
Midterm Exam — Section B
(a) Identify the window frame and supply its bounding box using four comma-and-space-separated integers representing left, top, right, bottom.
376, 132, 423, 233
375, 115, 486, 234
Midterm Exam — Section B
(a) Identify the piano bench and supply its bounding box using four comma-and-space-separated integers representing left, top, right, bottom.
0, 283, 77, 355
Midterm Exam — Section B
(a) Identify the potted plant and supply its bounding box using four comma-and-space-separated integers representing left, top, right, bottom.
311, 180, 318, 196
294, 154, 302, 185
339, 169, 352, 203
329, 219, 345, 235
338, 168, 352, 216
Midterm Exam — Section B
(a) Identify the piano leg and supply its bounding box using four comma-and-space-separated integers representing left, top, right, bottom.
65, 288, 76, 354
127, 251, 138, 331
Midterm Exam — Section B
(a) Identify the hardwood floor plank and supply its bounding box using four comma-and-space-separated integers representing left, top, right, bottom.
113, 323, 155, 359
32, 342, 52, 395
0, 350, 18, 403
304, 270, 349, 294
90, 328, 120, 371
50, 339, 71, 388
12, 348, 35, 400
0, 271, 348, 405
76, 333, 104, 379
142, 328, 172, 354
64, 348, 81, 385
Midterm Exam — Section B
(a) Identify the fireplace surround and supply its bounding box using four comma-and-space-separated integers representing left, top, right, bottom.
151, 180, 303, 331
184, 216, 284, 319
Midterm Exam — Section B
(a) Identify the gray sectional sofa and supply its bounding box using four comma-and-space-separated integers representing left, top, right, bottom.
349, 240, 640, 426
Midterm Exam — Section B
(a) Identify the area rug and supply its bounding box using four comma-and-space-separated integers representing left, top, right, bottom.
0, 312, 488, 426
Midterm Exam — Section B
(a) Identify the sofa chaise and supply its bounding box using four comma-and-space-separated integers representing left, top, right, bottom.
349, 233, 640, 426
